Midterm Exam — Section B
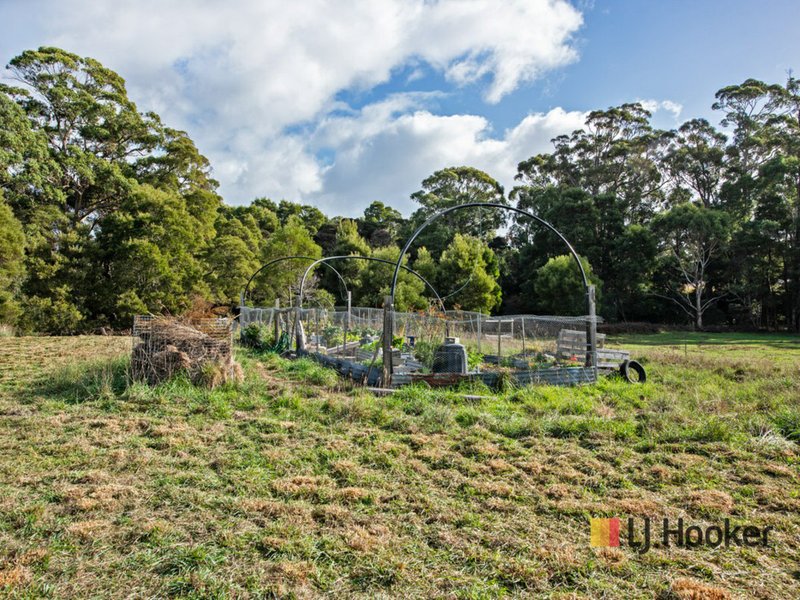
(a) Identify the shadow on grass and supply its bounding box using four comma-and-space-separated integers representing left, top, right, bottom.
27, 356, 130, 404
611, 331, 800, 349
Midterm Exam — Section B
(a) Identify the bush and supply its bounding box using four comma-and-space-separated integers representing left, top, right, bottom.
18, 287, 85, 334
240, 323, 274, 351
322, 324, 343, 347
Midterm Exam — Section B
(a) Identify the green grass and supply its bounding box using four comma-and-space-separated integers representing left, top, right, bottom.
0, 332, 799, 598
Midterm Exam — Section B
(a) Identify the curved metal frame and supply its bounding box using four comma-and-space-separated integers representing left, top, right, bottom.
382, 202, 597, 384
440, 273, 473, 302
298, 255, 445, 312
390, 202, 589, 301
242, 255, 349, 306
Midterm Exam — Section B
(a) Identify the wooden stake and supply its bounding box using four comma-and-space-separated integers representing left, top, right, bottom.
383, 295, 394, 387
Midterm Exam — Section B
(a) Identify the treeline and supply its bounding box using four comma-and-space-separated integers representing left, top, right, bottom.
0, 47, 798, 333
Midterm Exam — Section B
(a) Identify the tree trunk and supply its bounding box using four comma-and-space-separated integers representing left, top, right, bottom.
695, 288, 703, 330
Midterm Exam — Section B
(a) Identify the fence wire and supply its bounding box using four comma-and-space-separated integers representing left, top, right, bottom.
240, 305, 600, 373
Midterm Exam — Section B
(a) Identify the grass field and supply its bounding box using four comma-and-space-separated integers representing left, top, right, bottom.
1, 333, 799, 598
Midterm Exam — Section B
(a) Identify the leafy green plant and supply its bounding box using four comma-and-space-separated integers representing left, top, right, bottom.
240, 323, 274, 351
467, 348, 484, 371
322, 325, 343, 347
413, 340, 437, 369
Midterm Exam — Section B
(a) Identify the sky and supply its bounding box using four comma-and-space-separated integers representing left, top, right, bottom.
1, 0, 798, 216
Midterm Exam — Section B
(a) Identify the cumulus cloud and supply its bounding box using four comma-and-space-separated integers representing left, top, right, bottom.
0, 0, 585, 209
307, 98, 587, 214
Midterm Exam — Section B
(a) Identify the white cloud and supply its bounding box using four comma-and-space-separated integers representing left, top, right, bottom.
0, 0, 584, 210
638, 98, 684, 121
307, 99, 587, 215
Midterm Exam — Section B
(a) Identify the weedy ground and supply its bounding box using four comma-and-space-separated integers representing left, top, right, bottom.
0, 332, 799, 598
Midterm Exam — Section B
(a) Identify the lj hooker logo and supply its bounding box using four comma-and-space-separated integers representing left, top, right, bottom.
590, 517, 772, 554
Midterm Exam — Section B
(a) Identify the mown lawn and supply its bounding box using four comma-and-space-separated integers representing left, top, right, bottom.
1, 333, 799, 598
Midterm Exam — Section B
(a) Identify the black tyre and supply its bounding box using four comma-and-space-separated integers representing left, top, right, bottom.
619, 359, 646, 384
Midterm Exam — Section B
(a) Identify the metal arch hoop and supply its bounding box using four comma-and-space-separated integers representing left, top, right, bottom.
440, 273, 473, 302
389, 202, 589, 302
298, 255, 445, 312
241, 256, 349, 306
383, 201, 597, 386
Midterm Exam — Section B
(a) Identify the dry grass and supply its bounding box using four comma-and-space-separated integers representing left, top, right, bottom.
671, 578, 732, 600
0, 334, 798, 598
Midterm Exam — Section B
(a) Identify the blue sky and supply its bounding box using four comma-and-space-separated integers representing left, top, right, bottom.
1, 0, 798, 215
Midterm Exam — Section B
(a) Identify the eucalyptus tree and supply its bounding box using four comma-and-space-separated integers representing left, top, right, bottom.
407, 166, 507, 258
652, 203, 730, 329
514, 103, 670, 222
714, 77, 800, 329
664, 119, 727, 208
2, 47, 224, 330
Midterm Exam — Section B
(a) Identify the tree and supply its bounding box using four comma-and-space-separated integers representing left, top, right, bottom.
0, 90, 60, 211
532, 255, 599, 316
1, 47, 230, 331
254, 215, 322, 305
353, 246, 428, 311
207, 209, 266, 305
89, 183, 210, 325
714, 79, 786, 179
436, 234, 501, 313
333, 218, 371, 257
514, 103, 669, 221
137, 127, 221, 243
652, 203, 730, 329
727, 217, 785, 329
18, 285, 84, 334
665, 119, 727, 208
359, 201, 404, 247
0, 192, 25, 323
713, 76, 800, 329
275, 200, 326, 235
412, 247, 437, 283
512, 187, 656, 319
205, 234, 259, 306
5, 47, 161, 226
408, 167, 507, 258
323, 219, 371, 289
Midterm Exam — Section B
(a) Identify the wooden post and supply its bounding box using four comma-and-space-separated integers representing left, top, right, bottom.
382, 295, 394, 387
585, 285, 597, 374
477, 310, 482, 354
294, 294, 303, 351
273, 298, 280, 343
497, 319, 502, 358
342, 291, 352, 357
521, 318, 526, 355
315, 308, 320, 353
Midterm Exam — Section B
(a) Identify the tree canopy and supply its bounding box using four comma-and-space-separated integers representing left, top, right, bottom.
1, 46, 799, 332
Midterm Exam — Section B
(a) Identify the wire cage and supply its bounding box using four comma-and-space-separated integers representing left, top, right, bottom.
132, 315, 234, 385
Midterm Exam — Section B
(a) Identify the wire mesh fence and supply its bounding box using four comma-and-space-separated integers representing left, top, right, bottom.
132, 315, 235, 385
240, 305, 600, 386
